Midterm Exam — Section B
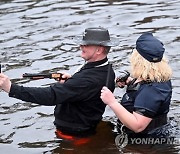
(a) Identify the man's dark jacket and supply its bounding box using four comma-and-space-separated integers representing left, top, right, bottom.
9, 58, 115, 135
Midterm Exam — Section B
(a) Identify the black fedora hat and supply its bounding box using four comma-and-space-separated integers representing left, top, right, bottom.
73, 27, 119, 47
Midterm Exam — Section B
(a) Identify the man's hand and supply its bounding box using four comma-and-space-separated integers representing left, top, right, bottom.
59, 72, 71, 83
0, 73, 11, 93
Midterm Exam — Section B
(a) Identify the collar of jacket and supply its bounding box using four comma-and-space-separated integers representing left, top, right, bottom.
82, 57, 108, 70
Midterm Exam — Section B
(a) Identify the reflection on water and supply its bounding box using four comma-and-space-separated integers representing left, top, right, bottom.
0, 0, 180, 153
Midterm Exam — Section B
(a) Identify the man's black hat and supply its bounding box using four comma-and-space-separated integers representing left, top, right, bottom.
73, 27, 119, 47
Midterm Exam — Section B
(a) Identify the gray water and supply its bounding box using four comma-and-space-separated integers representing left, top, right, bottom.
0, 0, 180, 153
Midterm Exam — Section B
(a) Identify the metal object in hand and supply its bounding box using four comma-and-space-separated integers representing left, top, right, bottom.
116, 71, 130, 83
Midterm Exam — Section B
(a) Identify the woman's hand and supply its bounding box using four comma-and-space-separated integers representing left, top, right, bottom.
116, 76, 133, 88
100, 86, 117, 106
101, 86, 152, 132
0, 73, 11, 93
116, 81, 126, 88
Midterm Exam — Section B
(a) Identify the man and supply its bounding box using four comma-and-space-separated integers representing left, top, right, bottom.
0, 27, 119, 138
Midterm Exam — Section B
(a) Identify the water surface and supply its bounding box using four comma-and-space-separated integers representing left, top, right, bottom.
0, 0, 180, 153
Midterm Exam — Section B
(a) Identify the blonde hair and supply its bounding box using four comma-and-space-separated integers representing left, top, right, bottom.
130, 49, 172, 82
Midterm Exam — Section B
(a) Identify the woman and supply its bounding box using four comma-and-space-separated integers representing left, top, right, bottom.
101, 32, 173, 140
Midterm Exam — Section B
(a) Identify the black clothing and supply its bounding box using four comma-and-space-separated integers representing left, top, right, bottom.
121, 80, 172, 117
9, 58, 115, 135
119, 80, 172, 136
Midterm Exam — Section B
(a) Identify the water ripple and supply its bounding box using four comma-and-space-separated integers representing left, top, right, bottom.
0, 0, 180, 153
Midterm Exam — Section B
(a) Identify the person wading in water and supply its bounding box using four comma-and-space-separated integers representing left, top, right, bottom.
101, 32, 173, 147
0, 27, 119, 145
